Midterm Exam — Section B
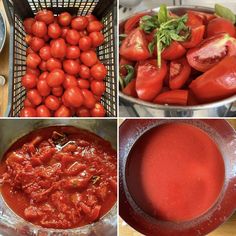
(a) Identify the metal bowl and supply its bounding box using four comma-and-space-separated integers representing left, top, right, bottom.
0, 119, 117, 236
0, 11, 6, 53
119, 119, 236, 236
119, 6, 236, 117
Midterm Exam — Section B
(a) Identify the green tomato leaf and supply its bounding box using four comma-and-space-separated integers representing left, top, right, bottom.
215, 4, 236, 24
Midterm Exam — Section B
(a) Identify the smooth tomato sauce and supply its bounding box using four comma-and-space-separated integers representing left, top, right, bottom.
0, 126, 117, 229
126, 123, 225, 222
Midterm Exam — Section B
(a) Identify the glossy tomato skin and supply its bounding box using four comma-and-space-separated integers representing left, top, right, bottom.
169, 58, 191, 90
187, 10, 216, 25
190, 56, 236, 102
46, 58, 62, 71
78, 79, 90, 89
120, 28, 150, 61
35, 10, 54, 24
81, 89, 96, 109
39, 45, 52, 61
48, 23, 62, 39
39, 60, 47, 71
153, 90, 189, 105
26, 67, 40, 77
23, 98, 36, 108
63, 74, 78, 89
76, 106, 91, 117
63, 60, 80, 75
58, 12, 72, 26
36, 105, 51, 117
86, 14, 97, 22
207, 18, 235, 38
30, 37, 45, 52
136, 59, 167, 101
26, 53, 41, 69
37, 79, 51, 96
87, 21, 103, 32
63, 87, 84, 108
45, 95, 61, 110
39, 71, 49, 80
90, 102, 106, 117
66, 46, 80, 59
23, 18, 35, 34
124, 13, 147, 34
32, 21, 47, 38
79, 65, 90, 79
25, 34, 32, 46
162, 41, 186, 60
20, 107, 37, 117
187, 33, 236, 72
91, 80, 105, 96
46, 69, 65, 87
186, 11, 203, 28
71, 16, 89, 31
61, 27, 69, 39
50, 38, 67, 58
66, 29, 80, 45
27, 89, 43, 106
21, 73, 37, 89
79, 36, 92, 51
52, 86, 64, 97
122, 79, 137, 97
54, 105, 71, 117
89, 32, 105, 47
80, 50, 98, 67
90, 63, 107, 80
26, 47, 34, 55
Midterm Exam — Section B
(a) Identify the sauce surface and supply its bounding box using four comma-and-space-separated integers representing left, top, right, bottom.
126, 123, 225, 222
0, 126, 117, 229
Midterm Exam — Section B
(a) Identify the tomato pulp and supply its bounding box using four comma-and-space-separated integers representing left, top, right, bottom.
0, 126, 117, 229
126, 123, 225, 222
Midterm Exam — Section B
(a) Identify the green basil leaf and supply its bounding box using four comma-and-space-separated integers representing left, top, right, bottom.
148, 41, 155, 54
140, 15, 159, 33
158, 4, 169, 24
215, 4, 236, 24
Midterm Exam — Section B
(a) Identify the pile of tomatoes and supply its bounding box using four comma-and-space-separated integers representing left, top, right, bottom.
20, 9, 107, 117
120, 10, 236, 106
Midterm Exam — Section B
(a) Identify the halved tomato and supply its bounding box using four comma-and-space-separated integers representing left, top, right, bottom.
120, 28, 150, 61
162, 41, 186, 61
124, 13, 148, 34
136, 59, 167, 101
187, 10, 215, 25
189, 56, 236, 103
186, 11, 203, 28
169, 58, 191, 90
119, 57, 134, 76
181, 25, 205, 48
153, 90, 188, 105
122, 79, 137, 97
187, 33, 236, 72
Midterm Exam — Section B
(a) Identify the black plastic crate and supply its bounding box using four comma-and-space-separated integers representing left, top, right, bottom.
3, 0, 117, 117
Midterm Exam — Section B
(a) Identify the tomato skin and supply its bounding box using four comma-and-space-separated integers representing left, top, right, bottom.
46, 58, 62, 71
90, 63, 107, 80
63, 87, 84, 108
89, 32, 105, 47
36, 105, 51, 117
162, 41, 186, 60
48, 23, 62, 39
81, 89, 96, 109
207, 18, 235, 38
52, 86, 64, 97
66, 29, 80, 45
24, 18, 35, 34
32, 21, 47, 38
87, 21, 104, 32
20, 107, 37, 117
120, 28, 150, 61
26, 47, 35, 55
136, 59, 167, 101
23, 98, 36, 108
78, 79, 90, 89
119, 57, 135, 76
61, 27, 69, 39
187, 10, 216, 25
90, 102, 106, 117
124, 13, 147, 34
54, 105, 71, 117
79, 65, 90, 79
27, 89, 43, 106
189, 56, 236, 102
63, 60, 80, 75
25, 34, 32, 46
45, 95, 61, 110
37, 79, 51, 96
86, 14, 97, 22
66, 46, 80, 59
26, 67, 40, 77
76, 106, 91, 117
22, 73, 37, 89
35, 10, 54, 24
39, 45, 52, 61
169, 58, 191, 90
186, 11, 203, 28
122, 79, 137, 97
39, 71, 48, 80
80, 50, 98, 67
91, 80, 106, 96
79, 36, 92, 51
26, 53, 41, 69
39, 60, 47, 71
50, 38, 67, 58
58, 12, 72, 26
181, 25, 205, 49
63, 74, 78, 89
187, 34, 236, 72
153, 90, 188, 105
46, 69, 65, 87
71, 16, 89, 31
29, 37, 45, 52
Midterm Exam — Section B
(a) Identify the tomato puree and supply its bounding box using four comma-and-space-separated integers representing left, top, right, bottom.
126, 123, 225, 222
0, 126, 117, 229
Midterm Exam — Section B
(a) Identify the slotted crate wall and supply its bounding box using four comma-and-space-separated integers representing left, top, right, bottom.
3, 0, 117, 117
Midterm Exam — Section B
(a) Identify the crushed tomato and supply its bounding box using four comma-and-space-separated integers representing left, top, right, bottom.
0, 126, 117, 229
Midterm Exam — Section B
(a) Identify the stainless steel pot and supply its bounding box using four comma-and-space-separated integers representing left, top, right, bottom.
119, 6, 236, 117
0, 119, 117, 236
